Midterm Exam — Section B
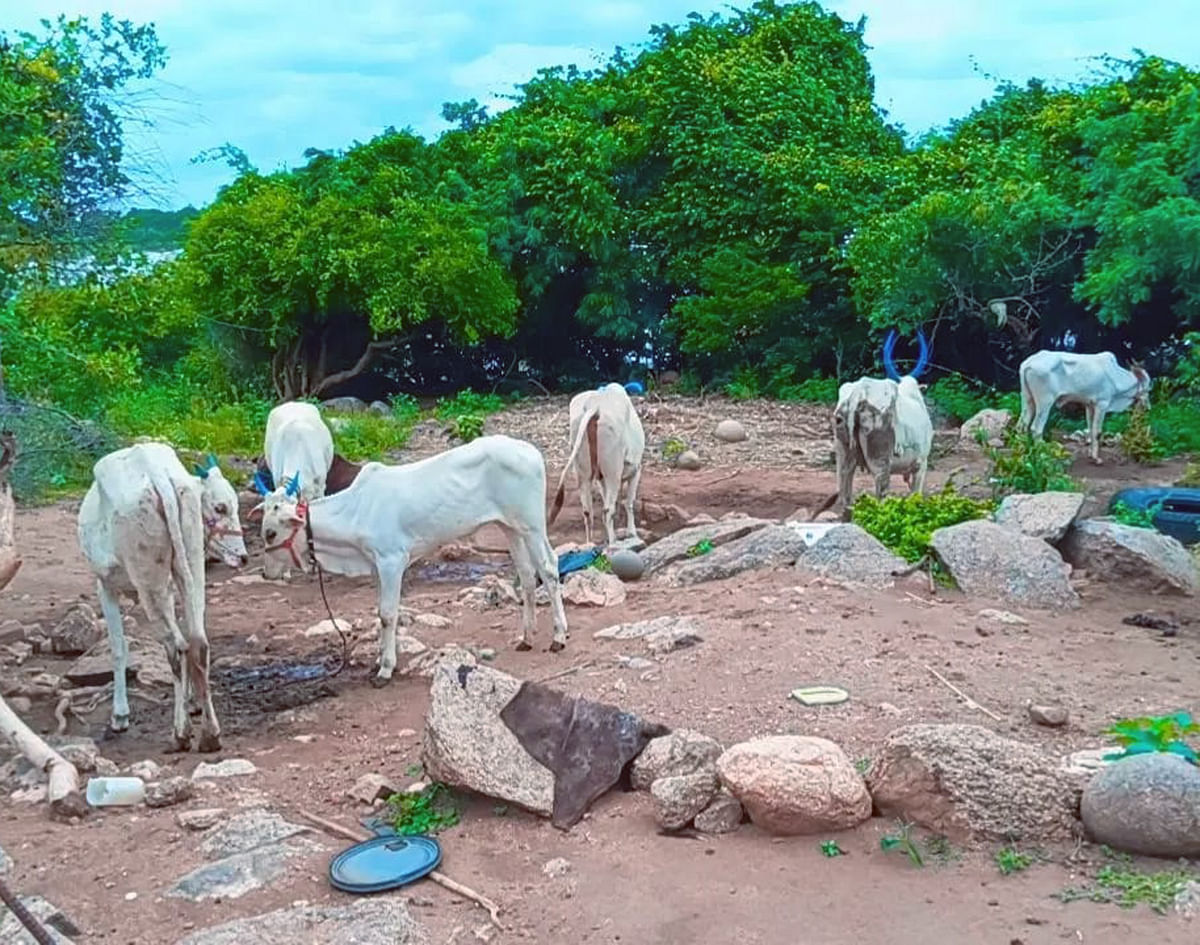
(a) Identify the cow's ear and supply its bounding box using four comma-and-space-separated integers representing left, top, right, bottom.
247, 502, 265, 522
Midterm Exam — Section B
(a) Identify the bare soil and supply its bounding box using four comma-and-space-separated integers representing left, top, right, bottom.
2, 395, 1197, 944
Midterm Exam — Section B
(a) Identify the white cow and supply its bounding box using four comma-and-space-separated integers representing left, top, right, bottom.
833, 373, 933, 518
549, 383, 645, 546
262, 401, 334, 502
1018, 349, 1151, 463
77, 443, 247, 750
255, 434, 569, 685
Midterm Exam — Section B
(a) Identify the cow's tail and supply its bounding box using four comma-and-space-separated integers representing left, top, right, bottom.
1018, 361, 1035, 431
148, 469, 206, 688
549, 404, 600, 525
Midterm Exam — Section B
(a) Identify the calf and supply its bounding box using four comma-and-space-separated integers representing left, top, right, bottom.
255, 435, 569, 686
549, 383, 645, 546
1018, 349, 1151, 463
77, 443, 247, 750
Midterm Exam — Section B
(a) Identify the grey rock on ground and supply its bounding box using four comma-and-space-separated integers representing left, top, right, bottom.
675, 450, 703, 470
0, 895, 78, 944
930, 520, 1079, 609
66, 631, 172, 688
192, 758, 257, 780
631, 729, 722, 791
145, 776, 193, 808
422, 662, 555, 816
995, 492, 1085, 544
322, 396, 368, 413
1081, 753, 1200, 857
370, 400, 391, 416
866, 724, 1079, 842
168, 837, 323, 902
639, 518, 770, 576
608, 549, 645, 581
652, 772, 719, 830
49, 603, 101, 656
694, 791, 744, 834
1061, 519, 1198, 596
177, 899, 429, 945
561, 569, 627, 606
595, 615, 704, 655
666, 524, 808, 586
177, 808, 225, 831
0, 843, 11, 874
959, 409, 1012, 448
349, 772, 398, 804
714, 419, 748, 443
1028, 704, 1068, 727
1177, 881, 1200, 922
716, 736, 871, 836
796, 524, 906, 589
198, 808, 310, 859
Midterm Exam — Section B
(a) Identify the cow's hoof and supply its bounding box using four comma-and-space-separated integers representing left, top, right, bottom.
167, 735, 192, 754
102, 722, 127, 742
197, 732, 221, 753
370, 674, 393, 689
549, 640, 565, 653
188, 704, 202, 717
515, 641, 533, 652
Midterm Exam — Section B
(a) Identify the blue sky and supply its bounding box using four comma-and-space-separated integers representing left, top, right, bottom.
13, 1, 1199, 208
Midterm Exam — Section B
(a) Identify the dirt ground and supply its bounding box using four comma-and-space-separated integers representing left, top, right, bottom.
2, 395, 1198, 945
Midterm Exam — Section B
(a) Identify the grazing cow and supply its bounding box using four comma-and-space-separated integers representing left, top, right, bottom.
255, 435, 569, 685
77, 443, 245, 750
832, 331, 934, 519
1018, 350, 1151, 463
259, 402, 334, 502
548, 383, 645, 546
191, 454, 250, 568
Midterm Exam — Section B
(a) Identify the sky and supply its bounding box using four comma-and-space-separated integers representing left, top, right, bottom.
12, 0, 1199, 209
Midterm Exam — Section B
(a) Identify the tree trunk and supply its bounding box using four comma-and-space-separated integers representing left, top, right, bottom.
270, 328, 395, 400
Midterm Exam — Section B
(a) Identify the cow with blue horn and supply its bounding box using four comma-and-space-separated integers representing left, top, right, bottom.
192, 453, 250, 568
830, 328, 934, 520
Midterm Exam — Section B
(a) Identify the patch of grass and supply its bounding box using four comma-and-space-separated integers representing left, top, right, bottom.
880, 821, 924, 867
982, 427, 1078, 497
820, 840, 844, 858
995, 846, 1033, 875
925, 375, 1021, 425
434, 389, 507, 421
686, 538, 714, 557
854, 757, 871, 776
330, 411, 417, 461
1119, 402, 1158, 463
723, 365, 760, 400
776, 375, 840, 405
384, 782, 461, 836
446, 413, 485, 443
851, 485, 994, 563
661, 436, 688, 462
1104, 712, 1199, 765
1058, 865, 1198, 914
1110, 499, 1161, 529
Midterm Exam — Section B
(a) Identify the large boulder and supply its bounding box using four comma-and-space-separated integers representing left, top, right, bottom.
1080, 753, 1200, 857
716, 736, 871, 836
930, 520, 1079, 609
795, 524, 906, 589
561, 569, 627, 607
1061, 519, 1197, 596
959, 409, 1012, 449
651, 772, 719, 830
994, 492, 1085, 544
640, 518, 771, 576
714, 419, 748, 443
49, 603, 101, 656
322, 396, 368, 413
423, 663, 555, 817
866, 724, 1079, 842
631, 730, 722, 791
178, 899, 429, 945
665, 524, 808, 586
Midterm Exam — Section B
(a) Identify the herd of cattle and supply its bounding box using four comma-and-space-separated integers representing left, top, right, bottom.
69, 347, 1152, 751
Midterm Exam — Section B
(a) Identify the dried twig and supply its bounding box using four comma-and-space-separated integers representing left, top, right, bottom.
924, 664, 1003, 722
297, 809, 504, 929
534, 660, 597, 685
53, 694, 71, 734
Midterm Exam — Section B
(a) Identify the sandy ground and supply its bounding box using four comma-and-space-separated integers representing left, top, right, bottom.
1, 396, 1197, 944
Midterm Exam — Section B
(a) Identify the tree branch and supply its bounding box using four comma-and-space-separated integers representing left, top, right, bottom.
311, 340, 394, 397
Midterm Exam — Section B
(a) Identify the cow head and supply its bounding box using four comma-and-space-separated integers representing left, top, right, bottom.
254, 472, 311, 580
192, 455, 249, 568
1129, 360, 1152, 408
882, 328, 931, 381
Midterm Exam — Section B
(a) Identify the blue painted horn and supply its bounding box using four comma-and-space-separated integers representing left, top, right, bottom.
284, 471, 301, 499
882, 328, 931, 380
882, 330, 900, 380
252, 469, 274, 495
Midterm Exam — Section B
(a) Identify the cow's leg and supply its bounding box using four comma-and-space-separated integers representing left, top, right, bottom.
623, 464, 643, 541
175, 574, 220, 753
911, 457, 928, 495
522, 528, 568, 651
1018, 391, 1034, 433
138, 583, 193, 752
372, 553, 409, 687
834, 441, 855, 522
1090, 403, 1107, 464
96, 578, 131, 735
873, 462, 891, 500
1030, 399, 1053, 439
502, 527, 538, 651
578, 475, 595, 546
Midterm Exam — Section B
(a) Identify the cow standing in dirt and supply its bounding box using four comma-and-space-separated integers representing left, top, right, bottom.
77, 443, 247, 750
549, 383, 645, 547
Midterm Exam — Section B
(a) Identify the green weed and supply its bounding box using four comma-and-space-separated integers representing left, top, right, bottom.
880, 821, 924, 867
447, 414, 485, 443
686, 539, 714, 557
982, 428, 1078, 497
851, 485, 994, 563
1110, 499, 1161, 530
995, 846, 1033, 875
384, 782, 461, 836
1058, 865, 1198, 914
820, 840, 844, 858
662, 436, 688, 462
1104, 712, 1199, 765
434, 389, 507, 421
1119, 402, 1158, 463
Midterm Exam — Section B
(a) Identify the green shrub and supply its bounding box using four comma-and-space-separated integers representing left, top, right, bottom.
851, 485, 994, 563
384, 782, 461, 835
723, 365, 761, 400
332, 412, 417, 460
1105, 712, 1199, 765
434, 389, 507, 420
777, 375, 840, 404
1118, 402, 1158, 463
1110, 499, 1160, 529
447, 413, 485, 443
982, 428, 1078, 497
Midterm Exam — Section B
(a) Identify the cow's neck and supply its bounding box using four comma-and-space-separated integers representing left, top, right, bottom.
305, 498, 368, 577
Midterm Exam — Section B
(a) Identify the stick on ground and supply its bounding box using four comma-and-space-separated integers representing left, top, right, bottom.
924, 664, 1003, 722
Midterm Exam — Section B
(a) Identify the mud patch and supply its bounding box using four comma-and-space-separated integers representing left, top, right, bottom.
413, 560, 503, 583
211, 659, 341, 726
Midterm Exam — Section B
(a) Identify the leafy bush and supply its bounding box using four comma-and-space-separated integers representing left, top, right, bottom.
661, 436, 688, 462
723, 365, 761, 400
777, 375, 840, 404
851, 486, 994, 563
1110, 499, 1160, 529
1118, 402, 1157, 463
995, 847, 1033, 876
982, 428, 1078, 497
924, 375, 1020, 425
1179, 462, 1200, 487
1105, 712, 1199, 765
434, 389, 507, 420
332, 412, 418, 460
447, 414, 485, 443
384, 782, 461, 835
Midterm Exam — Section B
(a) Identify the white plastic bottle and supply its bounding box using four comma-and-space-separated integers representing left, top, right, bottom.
85, 776, 146, 807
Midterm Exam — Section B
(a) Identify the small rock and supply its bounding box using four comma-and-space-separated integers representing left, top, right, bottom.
6, 695, 32, 714
413, 612, 453, 630
608, 549, 646, 582
714, 419, 747, 443
595, 615, 704, 655
348, 773, 397, 805
229, 574, 266, 585
322, 396, 368, 413
370, 400, 391, 416
459, 575, 520, 611
542, 857, 572, 878
631, 730, 723, 791
50, 603, 102, 656
994, 492, 1084, 544
405, 780, 428, 795
977, 608, 1028, 626
94, 757, 119, 776
616, 655, 654, 671
1028, 704, 1068, 728
198, 808, 309, 859
676, 450, 702, 471
56, 740, 100, 774
129, 759, 163, 781
1081, 753, 1200, 857
177, 808, 226, 831
1175, 881, 1200, 921
561, 569, 627, 607
651, 772, 719, 830
192, 759, 257, 780
694, 791, 744, 834
124, 891, 138, 901
146, 776, 194, 808
959, 409, 1012, 448
303, 618, 353, 638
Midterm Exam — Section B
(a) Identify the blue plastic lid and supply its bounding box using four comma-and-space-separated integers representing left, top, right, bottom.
329, 834, 442, 894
